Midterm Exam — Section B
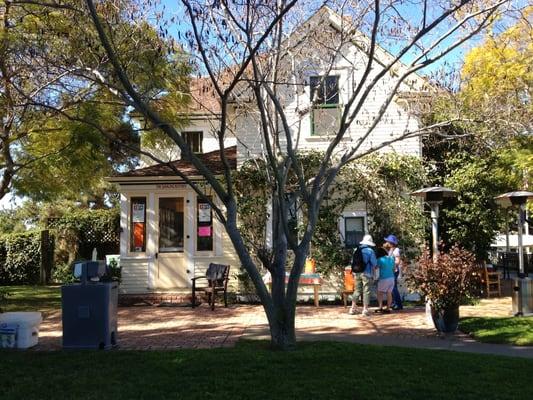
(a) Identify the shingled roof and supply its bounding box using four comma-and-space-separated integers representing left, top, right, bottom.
112, 146, 236, 179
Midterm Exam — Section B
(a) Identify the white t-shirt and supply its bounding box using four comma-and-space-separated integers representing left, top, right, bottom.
388, 247, 401, 273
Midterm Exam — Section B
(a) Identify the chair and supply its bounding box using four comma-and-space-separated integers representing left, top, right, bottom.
191, 263, 230, 310
483, 263, 501, 298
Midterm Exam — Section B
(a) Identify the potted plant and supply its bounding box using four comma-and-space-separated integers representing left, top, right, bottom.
405, 245, 479, 333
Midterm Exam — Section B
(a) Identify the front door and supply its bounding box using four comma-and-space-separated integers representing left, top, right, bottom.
155, 196, 189, 288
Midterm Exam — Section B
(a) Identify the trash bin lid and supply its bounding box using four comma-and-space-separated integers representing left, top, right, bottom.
0, 312, 42, 327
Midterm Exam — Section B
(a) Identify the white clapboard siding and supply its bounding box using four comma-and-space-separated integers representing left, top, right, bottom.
119, 259, 150, 294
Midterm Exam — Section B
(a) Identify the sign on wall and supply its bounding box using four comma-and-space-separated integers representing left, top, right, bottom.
132, 203, 146, 223
198, 203, 212, 223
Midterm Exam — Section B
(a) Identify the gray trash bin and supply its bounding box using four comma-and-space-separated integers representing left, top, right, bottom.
512, 277, 533, 316
61, 261, 118, 349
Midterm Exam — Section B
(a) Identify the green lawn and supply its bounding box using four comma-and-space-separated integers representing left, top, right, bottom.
0, 285, 61, 313
1, 341, 533, 399
460, 316, 533, 346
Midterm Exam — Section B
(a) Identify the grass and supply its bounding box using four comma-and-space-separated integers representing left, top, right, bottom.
2, 286, 532, 398
2, 340, 533, 399
460, 316, 533, 346
0, 285, 61, 313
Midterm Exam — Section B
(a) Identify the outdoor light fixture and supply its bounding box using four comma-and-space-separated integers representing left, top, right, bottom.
411, 186, 457, 258
494, 191, 533, 316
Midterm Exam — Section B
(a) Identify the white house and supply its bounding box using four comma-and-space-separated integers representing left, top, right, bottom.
108, 7, 428, 296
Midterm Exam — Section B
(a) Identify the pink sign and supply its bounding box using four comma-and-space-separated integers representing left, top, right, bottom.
198, 226, 212, 237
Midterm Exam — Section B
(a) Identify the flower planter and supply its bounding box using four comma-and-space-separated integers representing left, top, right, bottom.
430, 305, 460, 333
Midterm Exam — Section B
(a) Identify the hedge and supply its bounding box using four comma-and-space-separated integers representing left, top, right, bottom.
0, 231, 42, 285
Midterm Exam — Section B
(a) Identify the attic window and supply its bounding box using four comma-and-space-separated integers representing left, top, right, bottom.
310, 76, 341, 136
182, 131, 203, 154
310, 75, 339, 105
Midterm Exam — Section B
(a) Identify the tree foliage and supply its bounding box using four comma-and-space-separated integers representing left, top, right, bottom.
0, 0, 190, 203
422, 10, 531, 259
235, 151, 428, 279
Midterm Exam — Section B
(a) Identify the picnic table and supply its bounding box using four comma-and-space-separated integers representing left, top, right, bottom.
263, 272, 323, 307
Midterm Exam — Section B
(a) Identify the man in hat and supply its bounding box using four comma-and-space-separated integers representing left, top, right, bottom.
384, 234, 403, 310
349, 234, 377, 316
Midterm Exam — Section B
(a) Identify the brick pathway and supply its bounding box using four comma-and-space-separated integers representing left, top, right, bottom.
34, 297, 516, 351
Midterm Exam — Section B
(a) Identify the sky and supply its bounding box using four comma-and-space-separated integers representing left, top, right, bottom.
156, 0, 500, 77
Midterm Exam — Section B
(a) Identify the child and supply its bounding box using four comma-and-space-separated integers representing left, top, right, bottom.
375, 247, 395, 313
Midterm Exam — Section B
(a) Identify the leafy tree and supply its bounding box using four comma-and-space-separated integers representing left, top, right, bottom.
440, 152, 513, 260
460, 7, 532, 140
0, 0, 190, 203
422, 10, 532, 259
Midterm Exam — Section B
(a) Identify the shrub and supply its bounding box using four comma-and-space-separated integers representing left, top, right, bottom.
404, 245, 480, 311
51, 262, 76, 284
0, 288, 9, 312
106, 258, 121, 282
0, 232, 42, 285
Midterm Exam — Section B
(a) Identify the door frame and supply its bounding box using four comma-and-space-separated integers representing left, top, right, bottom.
153, 191, 194, 288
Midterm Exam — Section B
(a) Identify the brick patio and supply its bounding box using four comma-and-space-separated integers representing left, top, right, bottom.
34, 297, 515, 351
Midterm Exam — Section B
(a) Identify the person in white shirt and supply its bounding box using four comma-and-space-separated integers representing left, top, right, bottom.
384, 234, 403, 310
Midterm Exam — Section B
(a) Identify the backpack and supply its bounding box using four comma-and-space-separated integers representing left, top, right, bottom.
351, 246, 366, 273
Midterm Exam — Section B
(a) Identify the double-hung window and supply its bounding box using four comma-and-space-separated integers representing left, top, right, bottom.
181, 131, 203, 154
310, 75, 341, 136
344, 216, 365, 249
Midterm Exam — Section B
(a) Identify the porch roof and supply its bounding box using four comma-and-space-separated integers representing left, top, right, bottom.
110, 146, 236, 180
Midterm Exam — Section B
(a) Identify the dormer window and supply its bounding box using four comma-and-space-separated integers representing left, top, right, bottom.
310, 75, 341, 136
182, 131, 203, 154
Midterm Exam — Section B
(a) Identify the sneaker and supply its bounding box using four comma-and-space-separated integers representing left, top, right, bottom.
348, 308, 357, 315
361, 309, 370, 317
382, 308, 391, 314
374, 308, 383, 314
392, 305, 403, 311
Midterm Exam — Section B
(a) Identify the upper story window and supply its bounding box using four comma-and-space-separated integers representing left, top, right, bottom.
309, 75, 341, 135
310, 75, 339, 105
182, 131, 203, 154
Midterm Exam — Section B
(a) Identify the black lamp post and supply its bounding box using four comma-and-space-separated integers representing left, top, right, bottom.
411, 186, 457, 259
494, 191, 533, 316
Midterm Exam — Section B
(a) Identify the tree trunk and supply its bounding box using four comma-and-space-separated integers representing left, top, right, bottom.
269, 309, 296, 350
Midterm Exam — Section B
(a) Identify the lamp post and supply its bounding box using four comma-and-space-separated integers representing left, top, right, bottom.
494, 191, 533, 316
411, 186, 457, 259
411, 186, 457, 325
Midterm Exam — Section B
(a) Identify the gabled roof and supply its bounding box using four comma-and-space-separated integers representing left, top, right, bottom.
188, 6, 430, 111
109, 146, 236, 181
